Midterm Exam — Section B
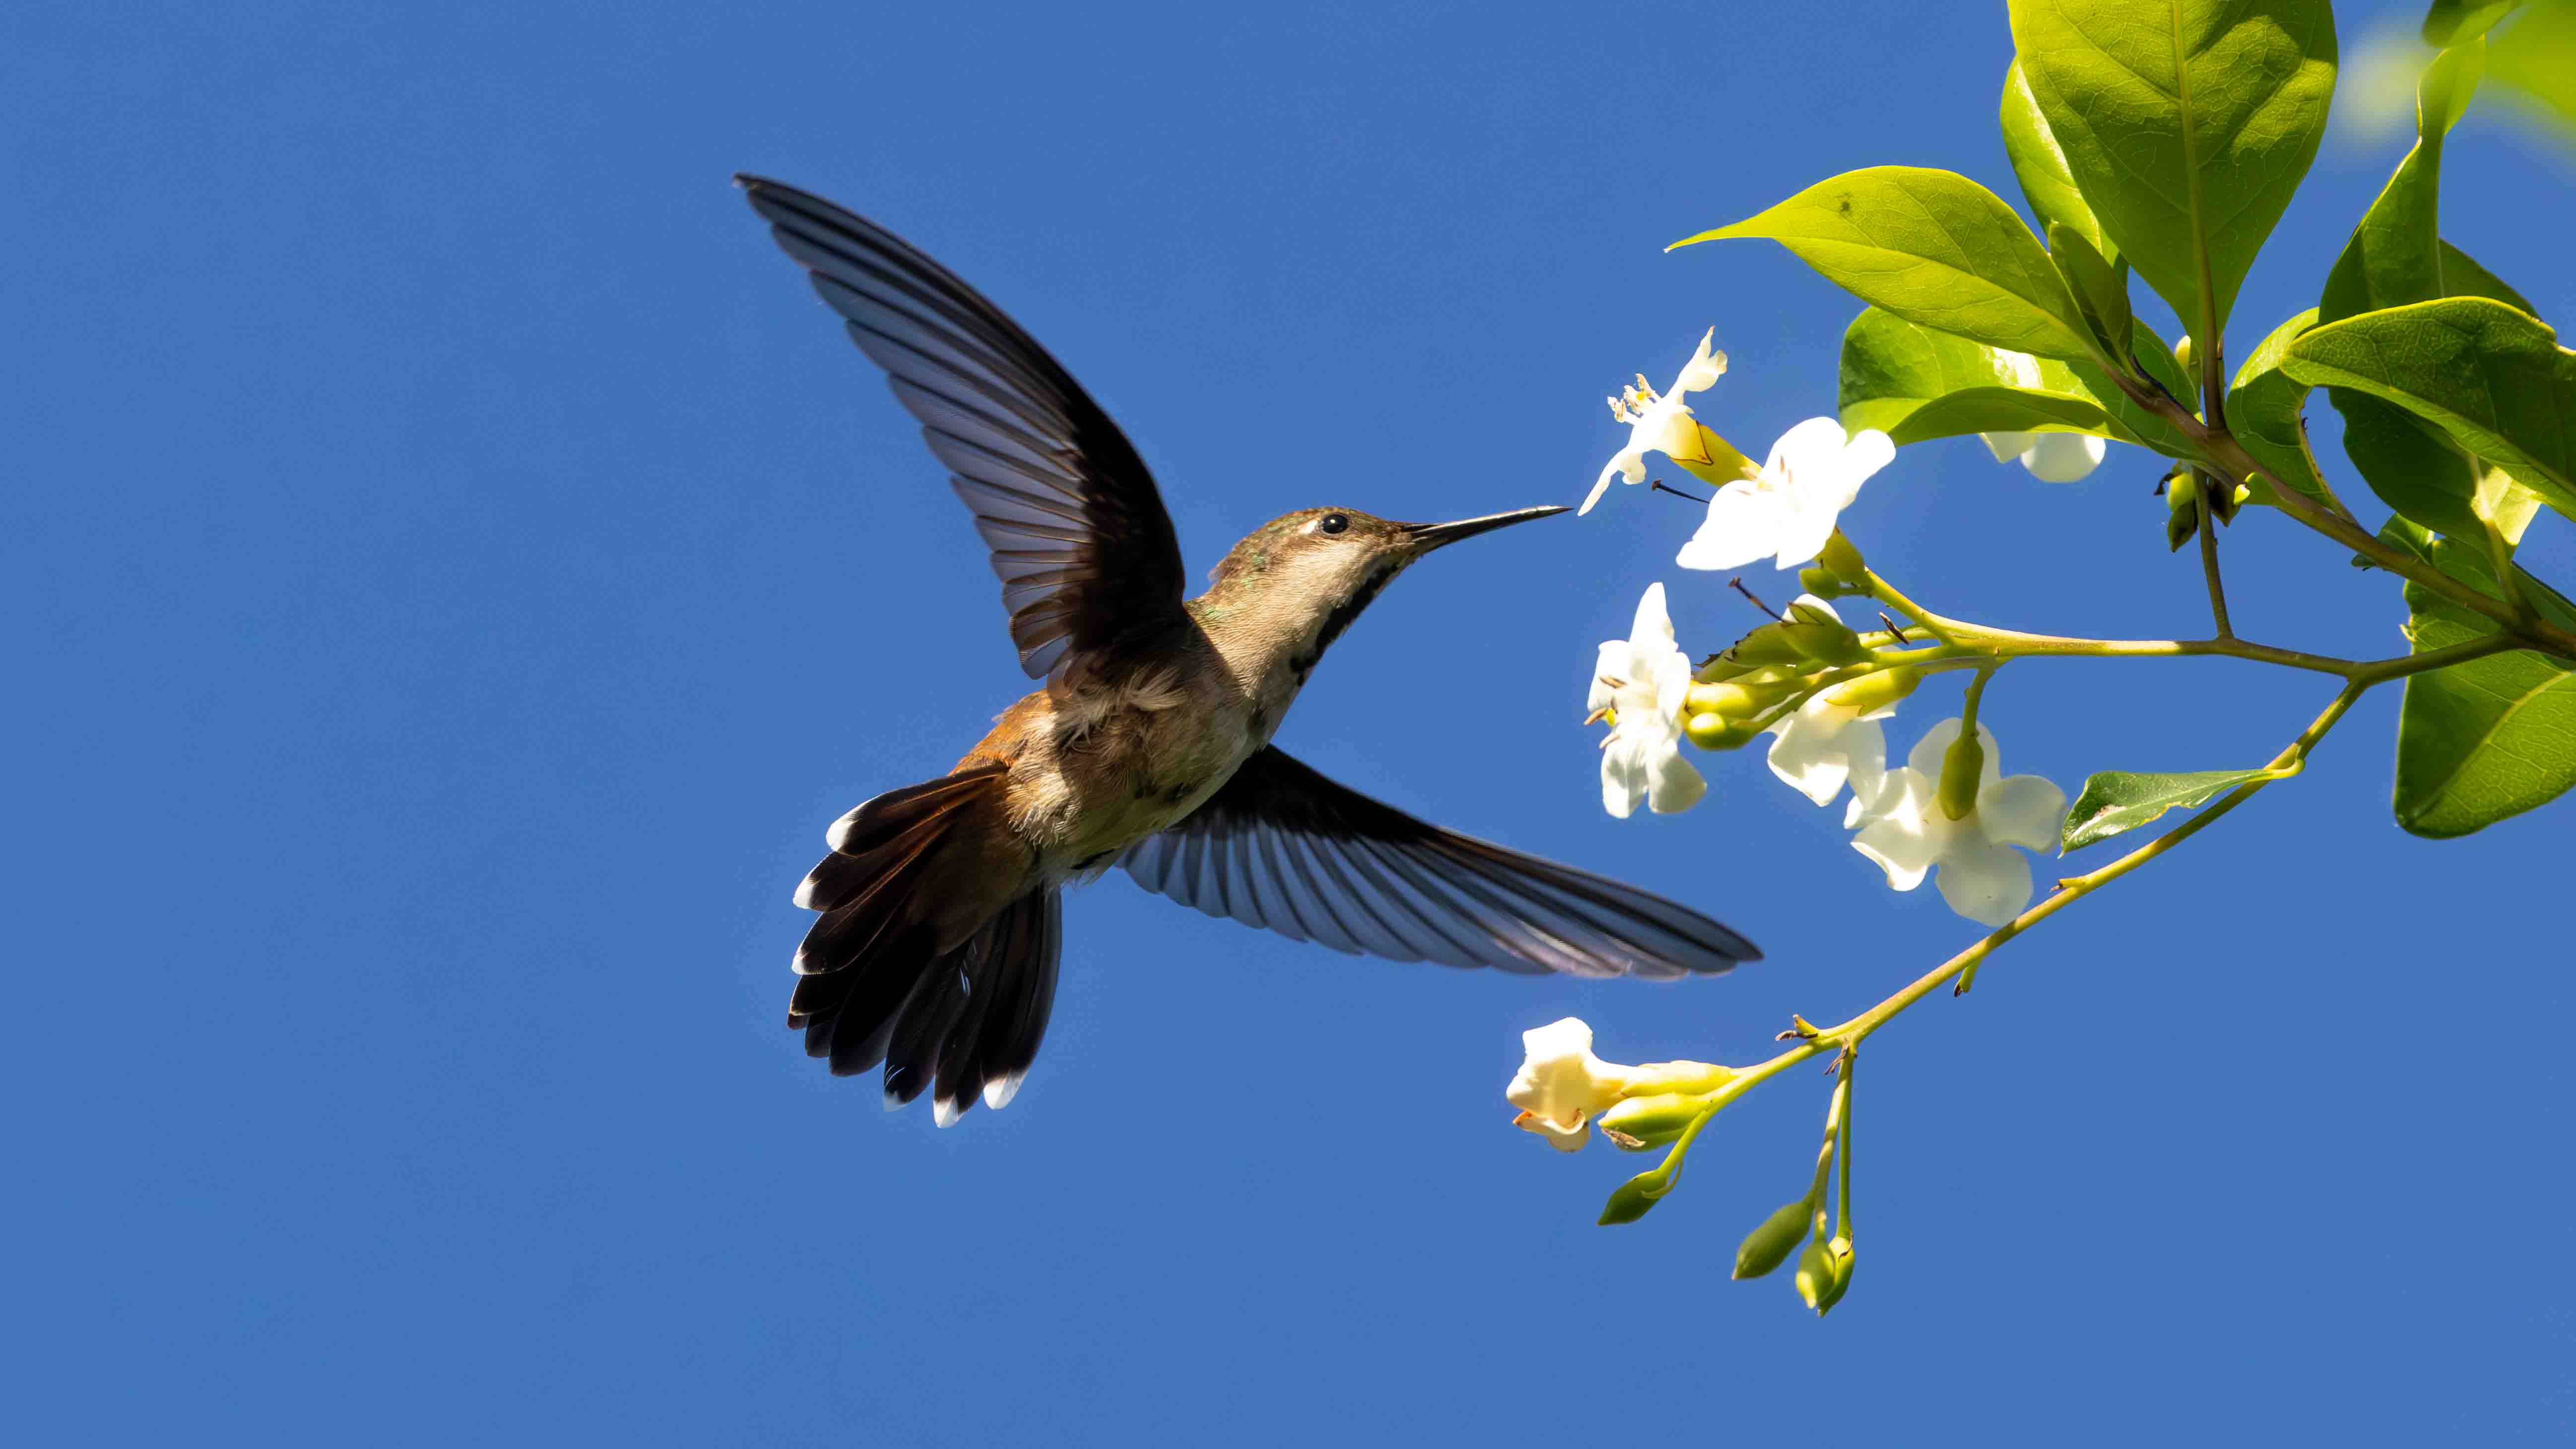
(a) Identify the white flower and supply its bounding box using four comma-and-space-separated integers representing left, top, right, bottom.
1580, 329, 1730, 515
1849, 718, 2067, 928
1761, 603, 1896, 812
1676, 417, 1894, 572
1587, 583, 1706, 819
1982, 430, 2107, 483
1507, 1017, 1638, 1152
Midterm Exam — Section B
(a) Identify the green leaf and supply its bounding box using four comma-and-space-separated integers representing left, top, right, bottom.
2008, 0, 2337, 344
2441, 239, 2538, 314
2066, 316, 2203, 461
2001, 61, 2114, 260
1837, 307, 2120, 446
2380, 523, 2576, 836
2062, 768, 2274, 851
2226, 308, 2337, 508
2284, 297, 2576, 523
2424, 1, 2521, 47
2317, 41, 2511, 540
2048, 221, 2134, 360
2486, 1, 2576, 137
1674, 166, 2096, 362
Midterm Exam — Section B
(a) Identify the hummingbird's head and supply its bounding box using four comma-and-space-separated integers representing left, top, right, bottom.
1203, 504, 1567, 667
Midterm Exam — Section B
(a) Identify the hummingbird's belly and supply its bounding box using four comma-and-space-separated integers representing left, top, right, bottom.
989, 681, 1265, 886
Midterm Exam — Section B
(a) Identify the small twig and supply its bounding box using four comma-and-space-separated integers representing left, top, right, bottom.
1730, 577, 1783, 620
1650, 478, 1712, 506
1877, 611, 1910, 643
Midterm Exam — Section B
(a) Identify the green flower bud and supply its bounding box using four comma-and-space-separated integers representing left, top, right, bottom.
1936, 727, 1985, 821
1797, 566, 1846, 598
1684, 713, 1762, 751
1794, 1236, 1853, 1315
1781, 600, 1866, 666
1693, 653, 1754, 684
1821, 665, 1920, 714
2172, 333, 2193, 374
1818, 529, 1867, 584
1596, 1091, 1711, 1149
1726, 623, 1807, 667
2165, 471, 2200, 553
1686, 680, 1759, 717
1733, 1198, 1815, 1280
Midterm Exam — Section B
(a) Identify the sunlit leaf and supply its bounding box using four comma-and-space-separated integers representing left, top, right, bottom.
2062, 768, 2274, 851
1837, 307, 2117, 445
1675, 166, 2096, 362
2285, 297, 2576, 523
2380, 522, 2576, 837
2423, 1, 2521, 47
2226, 308, 2336, 509
2001, 61, 2114, 260
2008, 0, 2337, 344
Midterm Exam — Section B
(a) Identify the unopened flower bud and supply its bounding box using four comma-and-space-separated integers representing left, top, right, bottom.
1734, 1198, 1815, 1280
1797, 566, 1848, 598
1726, 622, 1807, 666
1804, 1237, 1854, 1314
1818, 529, 1867, 584
2172, 333, 2193, 374
2165, 471, 2200, 552
1686, 680, 1759, 717
1596, 1091, 1711, 1149
1684, 713, 1762, 750
1782, 600, 1866, 665
1936, 727, 1986, 821
1822, 665, 1920, 715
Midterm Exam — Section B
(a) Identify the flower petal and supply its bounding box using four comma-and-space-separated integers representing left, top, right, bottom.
1768, 487, 1844, 570
1675, 481, 1785, 572
1765, 415, 1852, 477
1905, 717, 1963, 778
2021, 432, 2107, 483
1980, 772, 2070, 852
1931, 833, 2036, 927
1836, 428, 1896, 505
1601, 737, 1646, 819
1514, 1109, 1591, 1151
1673, 328, 1727, 394
1982, 430, 2037, 462
1629, 581, 1674, 649
1849, 771, 1941, 890
1645, 741, 1708, 814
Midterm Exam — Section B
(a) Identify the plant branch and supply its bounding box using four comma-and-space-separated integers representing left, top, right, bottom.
2195, 473, 2234, 638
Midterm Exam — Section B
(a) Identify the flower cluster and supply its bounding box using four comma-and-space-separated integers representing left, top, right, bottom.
1577, 335, 2075, 929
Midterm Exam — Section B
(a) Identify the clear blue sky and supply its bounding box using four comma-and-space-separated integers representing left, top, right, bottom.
8, 2, 2572, 1442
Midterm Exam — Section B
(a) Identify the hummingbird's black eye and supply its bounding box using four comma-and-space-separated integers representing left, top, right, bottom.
1318, 514, 1349, 535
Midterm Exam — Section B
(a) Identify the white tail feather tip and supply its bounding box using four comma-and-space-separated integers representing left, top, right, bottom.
931, 1096, 963, 1128
983, 1073, 1024, 1111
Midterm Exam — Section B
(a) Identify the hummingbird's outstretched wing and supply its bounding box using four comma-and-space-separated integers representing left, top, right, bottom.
1119, 747, 1759, 978
739, 176, 1188, 687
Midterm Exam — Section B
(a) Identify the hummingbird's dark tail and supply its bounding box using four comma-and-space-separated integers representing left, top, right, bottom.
788, 765, 1062, 1124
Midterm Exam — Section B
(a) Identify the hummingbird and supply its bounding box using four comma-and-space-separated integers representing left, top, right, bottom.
740, 176, 1761, 1125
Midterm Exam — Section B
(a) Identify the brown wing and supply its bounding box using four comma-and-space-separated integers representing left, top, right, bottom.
739, 175, 1188, 686
1119, 747, 1760, 978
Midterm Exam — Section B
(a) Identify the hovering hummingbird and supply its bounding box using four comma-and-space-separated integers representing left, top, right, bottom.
740, 176, 1760, 1125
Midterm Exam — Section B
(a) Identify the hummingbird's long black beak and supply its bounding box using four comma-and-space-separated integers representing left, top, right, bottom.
1400, 505, 1569, 554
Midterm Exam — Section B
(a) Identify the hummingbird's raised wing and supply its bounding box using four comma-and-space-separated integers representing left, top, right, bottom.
1119, 747, 1759, 978
740, 176, 1188, 686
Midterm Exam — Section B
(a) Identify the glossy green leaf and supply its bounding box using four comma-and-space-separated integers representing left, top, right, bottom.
2063, 768, 2273, 851
2284, 297, 2576, 522
2001, 61, 2113, 260
2066, 316, 2202, 460
1838, 307, 2120, 446
2317, 42, 2503, 539
1675, 166, 2096, 362
2486, 1, 2576, 137
2381, 523, 2576, 836
2008, 0, 2337, 344
2226, 308, 2336, 508
2441, 239, 2537, 314
2423, 1, 2520, 46
2048, 221, 2134, 360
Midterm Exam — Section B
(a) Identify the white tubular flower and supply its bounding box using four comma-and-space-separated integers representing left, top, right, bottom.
1676, 417, 1894, 572
1849, 718, 2068, 927
1507, 1017, 1639, 1152
1586, 583, 1706, 819
1580, 329, 1730, 515
1981, 430, 2108, 483
1762, 604, 1895, 810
